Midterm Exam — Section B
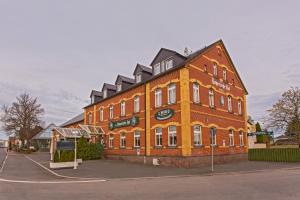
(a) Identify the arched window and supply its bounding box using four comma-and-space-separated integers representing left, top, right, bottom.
155, 88, 162, 108
209, 89, 215, 108
120, 132, 126, 148
193, 125, 202, 145
229, 129, 234, 146
228, 96, 232, 112
120, 101, 126, 117
168, 83, 176, 104
155, 127, 163, 147
109, 105, 114, 119
88, 113, 93, 125
239, 131, 244, 146
100, 108, 104, 122
238, 99, 242, 115
168, 126, 177, 146
134, 96, 140, 113
193, 83, 200, 103
213, 63, 218, 77
109, 134, 114, 148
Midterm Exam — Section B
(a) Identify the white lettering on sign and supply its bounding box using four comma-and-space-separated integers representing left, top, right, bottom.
212, 78, 230, 91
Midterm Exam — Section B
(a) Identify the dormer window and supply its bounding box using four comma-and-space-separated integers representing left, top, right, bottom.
117, 83, 122, 92
136, 73, 142, 83
154, 63, 161, 75
103, 89, 107, 98
165, 59, 173, 70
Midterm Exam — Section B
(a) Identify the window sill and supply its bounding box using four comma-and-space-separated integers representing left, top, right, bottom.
120, 147, 126, 149
167, 145, 177, 149
133, 146, 141, 149
193, 144, 204, 148
193, 102, 202, 106
209, 106, 216, 110
167, 102, 177, 106
154, 146, 163, 149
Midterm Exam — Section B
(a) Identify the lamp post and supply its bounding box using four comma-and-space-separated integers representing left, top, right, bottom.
73, 131, 78, 170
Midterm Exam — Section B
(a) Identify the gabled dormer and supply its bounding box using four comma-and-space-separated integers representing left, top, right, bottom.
115, 75, 135, 92
90, 90, 102, 104
150, 48, 186, 76
133, 64, 152, 83
102, 83, 117, 98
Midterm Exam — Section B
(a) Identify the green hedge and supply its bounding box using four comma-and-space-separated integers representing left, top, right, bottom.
248, 148, 300, 162
54, 137, 104, 163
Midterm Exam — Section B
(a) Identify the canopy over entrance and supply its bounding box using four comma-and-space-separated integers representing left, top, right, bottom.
53, 127, 90, 138
79, 125, 105, 136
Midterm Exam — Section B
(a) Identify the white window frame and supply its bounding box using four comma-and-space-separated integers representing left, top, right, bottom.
109, 134, 114, 148
168, 126, 177, 146
109, 105, 114, 119
193, 125, 202, 146
120, 133, 126, 148
210, 127, 217, 146
220, 96, 225, 106
213, 63, 218, 77
117, 83, 122, 92
228, 96, 232, 112
165, 59, 173, 70
100, 108, 104, 122
134, 131, 141, 148
238, 99, 242, 115
161, 60, 166, 72
88, 113, 93, 125
168, 83, 176, 104
103, 89, 107, 98
134, 96, 140, 113
193, 82, 200, 103
154, 63, 161, 75
155, 127, 163, 147
209, 89, 215, 108
136, 73, 142, 83
229, 129, 234, 146
223, 69, 227, 81
155, 88, 162, 108
239, 131, 244, 146
120, 101, 126, 117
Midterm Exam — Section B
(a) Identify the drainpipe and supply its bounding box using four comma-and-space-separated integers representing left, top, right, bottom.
144, 83, 147, 164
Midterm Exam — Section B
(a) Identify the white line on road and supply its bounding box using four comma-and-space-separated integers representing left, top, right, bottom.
0, 178, 106, 184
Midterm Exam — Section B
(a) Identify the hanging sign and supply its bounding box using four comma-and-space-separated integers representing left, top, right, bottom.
109, 116, 139, 130
155, 108, 175, 121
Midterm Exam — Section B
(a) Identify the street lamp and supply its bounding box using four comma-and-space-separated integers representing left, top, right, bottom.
72, 130, 79, 170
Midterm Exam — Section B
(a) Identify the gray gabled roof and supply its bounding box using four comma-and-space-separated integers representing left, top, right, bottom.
115, 75, 135, 85
90, 90, 102, 98
102, 83, 117, 91
33, 123, 57, 140
60, 113, 84, 127
133, 64, 152, 75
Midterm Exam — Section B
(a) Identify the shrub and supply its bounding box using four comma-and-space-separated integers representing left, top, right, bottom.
248, 148, 300, 162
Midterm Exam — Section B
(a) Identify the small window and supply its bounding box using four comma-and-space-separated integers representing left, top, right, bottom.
165, 59, 173, 70
117, 83, 122, 92
134, 131, 141, 147
210, 127, 217, 146
120, 133, 126, 148
168, 126, 177, 146
220, 96, 225, 106
100, 108, 104, 122
120, 101, 126, 117
155, 88, 162, 108
88, 113, 93, 125
109, 105, 114, 119
238, 100, 242, 115
103, 89, 107, 98
154, 63, 161, 75
155, 127, 163, 147
193, 125, 202, 146
109, 134, 114, 148
239, 131, 244, 146
136, 73, 142, 83
213, 63, 218, 77
134, 96, 140, 113
223, 69, 227, 81
228, 96, 232, 112
168, 83, 176, 104
209, 89, 215, 108
229, 130, 234, 146
193, 83, 200, 103
161, 60, 166, 72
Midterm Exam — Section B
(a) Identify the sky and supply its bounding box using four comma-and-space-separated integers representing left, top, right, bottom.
0, 0, 300, 138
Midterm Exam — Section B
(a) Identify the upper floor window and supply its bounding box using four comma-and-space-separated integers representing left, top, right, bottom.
223, 69, 227, 81
117, 83, 122, 92
220, 96, 225, 106
154, 63, 161, 75
168, 83, 176, 104
88, 113, 93, 125
120, 133, 126, 148
165, 59, 173, 70
193, 83, 200, 103
155, 127, 163, 147
228, 96, 232, 112
109, 105, 114, 119
136, 73, 142, 83
213, 63, 218, 77
134, 96, 140, 113
155, 88, 162, 108
134, 131, 141, 147
210, 127, 217, 146
100, 108, 104, 122
161, 60, 166, 72
103, 89, 107, 98
209, 89, 215, 108
238, 99, 242, 115
193, 125, 202, 146
229, 129, 234, 146
120, 101, 126, 117
168, 125, 177, 146
239, 131, 244, 146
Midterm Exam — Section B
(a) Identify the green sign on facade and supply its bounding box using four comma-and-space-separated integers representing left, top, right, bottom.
109, 116, 139, 130
155, 108, 175, 121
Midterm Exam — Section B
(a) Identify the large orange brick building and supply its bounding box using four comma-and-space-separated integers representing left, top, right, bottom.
83, 40, 248, 167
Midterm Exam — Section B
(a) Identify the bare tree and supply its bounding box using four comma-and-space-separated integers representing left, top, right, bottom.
266, 87, 300, 139
0, 93, 45, 144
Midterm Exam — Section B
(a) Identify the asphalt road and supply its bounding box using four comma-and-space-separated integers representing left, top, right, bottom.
0, 148, 7, 169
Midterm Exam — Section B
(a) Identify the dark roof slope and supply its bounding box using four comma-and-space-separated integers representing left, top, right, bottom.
90, 90, 102, 98
60, 113, 84, 127
115, 75, 135, 85
133, 64, 152, 75
150, 48, 186, 66
102, 83, 117, 91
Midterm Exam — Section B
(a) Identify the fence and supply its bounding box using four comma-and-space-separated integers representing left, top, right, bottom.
248, 148, 300, 162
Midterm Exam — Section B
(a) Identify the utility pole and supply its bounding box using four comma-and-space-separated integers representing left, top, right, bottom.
74, 133, 77, 170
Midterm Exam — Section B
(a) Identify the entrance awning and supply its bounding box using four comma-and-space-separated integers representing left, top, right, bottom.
79, 125, 105, 135
53, 127, 90, 139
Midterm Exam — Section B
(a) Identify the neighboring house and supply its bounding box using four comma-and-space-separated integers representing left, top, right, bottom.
247, 132, 267, 149
82, 39, 249, 167
32, 124, 57, 151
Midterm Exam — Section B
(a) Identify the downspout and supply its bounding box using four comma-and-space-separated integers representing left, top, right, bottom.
144, 83, 147, 164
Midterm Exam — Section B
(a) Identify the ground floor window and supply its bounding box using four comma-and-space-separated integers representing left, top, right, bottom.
134, 131, 141, 147
155, 127, 162, 147
109, 134, 114, 148
210, 127, 217, 146
193, 125, 202, 145
168, 126, 177, 146
229, 129, 234, 146
120, 133, 126, 148
239, 131, 244, 146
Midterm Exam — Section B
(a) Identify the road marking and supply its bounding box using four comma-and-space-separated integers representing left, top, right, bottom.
24, 155, 98, 180
0, 150, 8, 173
0, 178, 106, 184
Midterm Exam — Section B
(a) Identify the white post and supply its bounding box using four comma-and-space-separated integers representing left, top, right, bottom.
211, 143, 214, 172
74, 135, 77, 170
